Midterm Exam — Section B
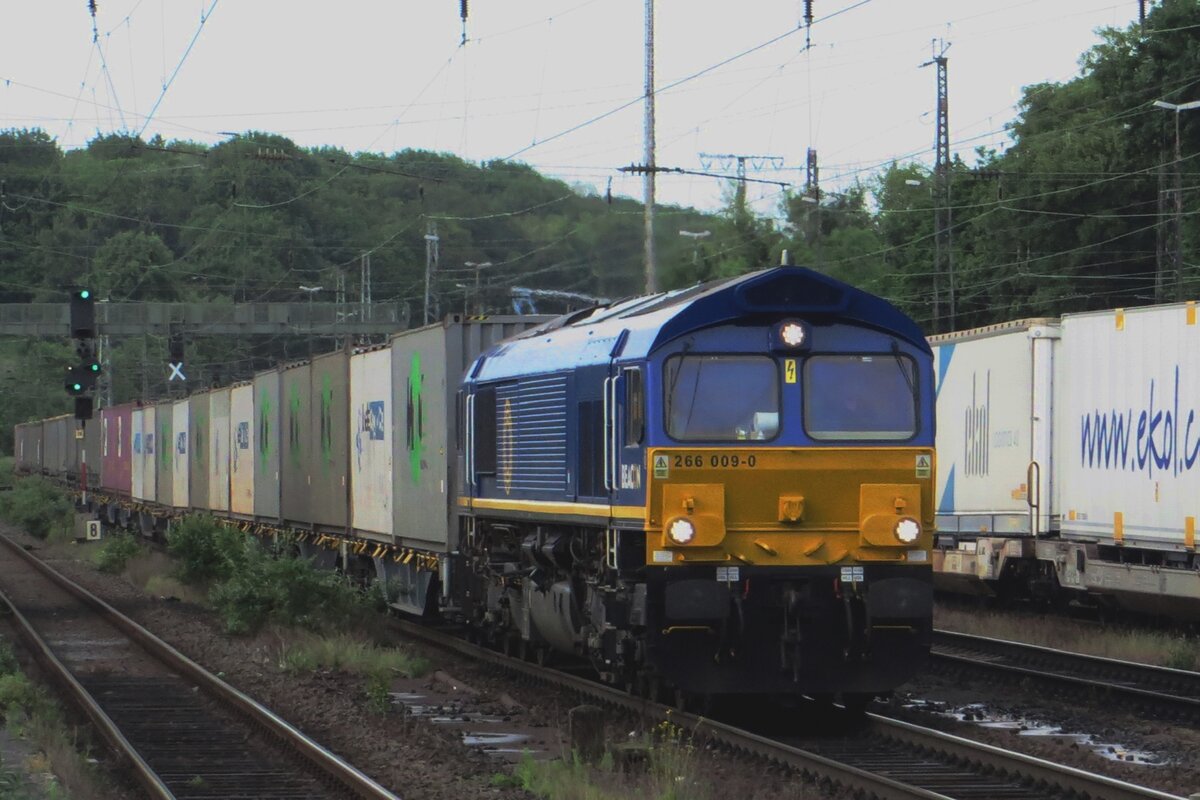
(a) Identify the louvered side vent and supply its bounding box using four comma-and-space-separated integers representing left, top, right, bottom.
496, 375, 568, 494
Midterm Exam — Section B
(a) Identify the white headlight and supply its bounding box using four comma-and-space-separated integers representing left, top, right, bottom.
894, 517, 921, 544
780, 322, 807, 347
667, 517, 696, 545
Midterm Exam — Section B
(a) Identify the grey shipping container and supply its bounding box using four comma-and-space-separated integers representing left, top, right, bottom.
42, 417, 65, 477
253, 368, 282, 520
309, 349, 349, 531
155, 401, 174, 507
80, 414, 99, 488
14, 422, 42, 474
391, 316, 549, 550
189, 392, 210, 511
281, 362, 312, 526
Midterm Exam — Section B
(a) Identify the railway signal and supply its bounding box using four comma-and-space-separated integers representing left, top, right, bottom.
69, 288, 96, 338
67, 287, 99, 418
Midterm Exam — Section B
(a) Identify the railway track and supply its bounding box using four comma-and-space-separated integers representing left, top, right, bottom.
931, 629, 1200, 724
0, 534, 398, 800
389, 618, 1183, 800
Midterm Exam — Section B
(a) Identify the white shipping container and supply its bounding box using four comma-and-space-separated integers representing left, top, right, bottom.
932, 320, 1058, 536
1057, 303, 1200, 550
172, 400, 190, 508
350, 348, 393, 535
131, 408, 144, 500
140, 406, 157, 503
209, 389, 231, 511
230, 384, 255, 516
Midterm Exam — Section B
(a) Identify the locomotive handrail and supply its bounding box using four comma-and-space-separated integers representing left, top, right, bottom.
466, 394, 475, 487
602, 376, 612, 491
610, 373, 620, 491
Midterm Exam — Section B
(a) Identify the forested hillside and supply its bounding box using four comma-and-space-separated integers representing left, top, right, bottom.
1, 0, 1198, 449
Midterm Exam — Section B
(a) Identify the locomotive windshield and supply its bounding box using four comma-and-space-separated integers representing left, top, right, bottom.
664, 355, 779, 441
804, 354, 917, 440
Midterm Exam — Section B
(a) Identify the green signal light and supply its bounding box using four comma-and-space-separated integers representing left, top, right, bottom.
90, 363, 100, 372
72, 383, 82, 391
79, 290, 91, 300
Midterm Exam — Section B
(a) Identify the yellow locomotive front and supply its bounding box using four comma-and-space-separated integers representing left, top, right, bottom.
631, 307, 935, 704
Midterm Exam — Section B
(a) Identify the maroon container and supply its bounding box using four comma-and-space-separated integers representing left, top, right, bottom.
99, 403, 135, 496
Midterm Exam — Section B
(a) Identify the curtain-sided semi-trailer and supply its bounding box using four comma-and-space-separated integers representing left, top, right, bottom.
932, 301, 1200, 619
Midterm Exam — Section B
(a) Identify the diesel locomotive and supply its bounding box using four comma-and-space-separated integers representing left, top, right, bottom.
455, 266, 934, 704
15, 265, 934, 706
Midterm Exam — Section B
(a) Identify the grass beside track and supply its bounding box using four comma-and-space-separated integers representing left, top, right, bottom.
494, 723, 711, 800
935, 603, 1200, 671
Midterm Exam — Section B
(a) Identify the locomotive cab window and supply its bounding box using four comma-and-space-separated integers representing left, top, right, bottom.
803, 355, 917, 441
624, 367, 644, 446
664, 355, 778, 441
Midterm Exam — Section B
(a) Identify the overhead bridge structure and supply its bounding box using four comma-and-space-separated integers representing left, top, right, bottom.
0, 302, 409, 337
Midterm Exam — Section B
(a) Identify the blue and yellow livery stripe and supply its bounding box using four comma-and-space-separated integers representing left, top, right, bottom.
458, 496, 645, 521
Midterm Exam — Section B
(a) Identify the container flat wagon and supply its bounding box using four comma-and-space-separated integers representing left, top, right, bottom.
932, 302, 1200, 618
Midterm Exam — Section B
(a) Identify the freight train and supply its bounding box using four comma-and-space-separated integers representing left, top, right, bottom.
14, 266, 936, 707
931, 302, 1200, 621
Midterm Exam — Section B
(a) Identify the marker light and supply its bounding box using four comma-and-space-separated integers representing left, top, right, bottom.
79, 290, 91, 300
778, 320, 808, 348
667, 517, 696, 545
894, 517, 921, 544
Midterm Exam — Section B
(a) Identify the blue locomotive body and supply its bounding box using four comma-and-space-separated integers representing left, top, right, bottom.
456, 266, 935, 703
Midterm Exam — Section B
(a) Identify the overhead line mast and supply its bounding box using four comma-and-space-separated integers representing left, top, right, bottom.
922, 38, 953, 333
643, 0, 658, 293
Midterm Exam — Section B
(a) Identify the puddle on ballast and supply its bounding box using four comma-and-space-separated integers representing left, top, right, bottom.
389, 688, 553, 761
903, 698, 1166, 766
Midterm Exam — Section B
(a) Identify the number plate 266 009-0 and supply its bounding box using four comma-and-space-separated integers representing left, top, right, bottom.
671, 453, 758, 469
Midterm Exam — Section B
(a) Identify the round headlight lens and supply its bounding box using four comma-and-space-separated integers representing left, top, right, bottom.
667, 517, 696, 545
779, 321, 807, 348
894, 517, 921, 544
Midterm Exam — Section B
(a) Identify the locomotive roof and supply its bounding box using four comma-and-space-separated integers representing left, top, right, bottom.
469, 266, 928, 382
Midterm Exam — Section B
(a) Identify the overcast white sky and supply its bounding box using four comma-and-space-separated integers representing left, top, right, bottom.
1, 1, 1142, 213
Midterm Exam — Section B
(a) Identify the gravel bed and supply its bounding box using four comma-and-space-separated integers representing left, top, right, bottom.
2, 524, 848, 800
887, 670, 1200, 798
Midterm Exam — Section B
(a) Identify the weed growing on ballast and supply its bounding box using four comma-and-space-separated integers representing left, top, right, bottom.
166, 515, 247, 585
0, 478, 72, 540
94, 534, 140, 574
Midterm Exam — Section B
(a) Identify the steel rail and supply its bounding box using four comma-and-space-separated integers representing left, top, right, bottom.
390, 619, 952, 800
0, 533, 400, 800
932, 629, 1200, 719
0, 587, 175, 800
391, 619, 1183, 800
865, 713, 1181, 800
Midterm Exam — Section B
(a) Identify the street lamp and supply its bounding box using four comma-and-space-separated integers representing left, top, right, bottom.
679, 230, 711, 266
299, 285, 323, 355
1153, 99, 1200, 301
464, 262, 493, 315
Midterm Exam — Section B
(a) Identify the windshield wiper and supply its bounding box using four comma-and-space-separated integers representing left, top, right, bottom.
664, 338, 693, 422
891, 339, 918, 401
